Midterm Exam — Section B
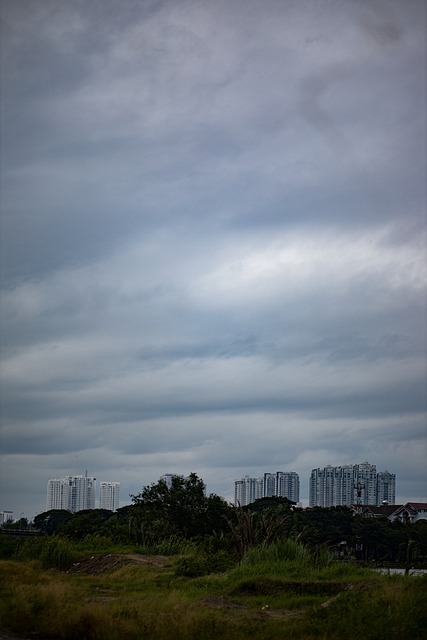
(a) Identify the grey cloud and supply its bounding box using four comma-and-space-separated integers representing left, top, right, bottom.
1, 0, 425, 517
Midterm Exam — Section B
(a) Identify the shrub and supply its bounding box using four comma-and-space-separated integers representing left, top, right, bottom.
14, 536, 78, 570
175, 550, 235, 577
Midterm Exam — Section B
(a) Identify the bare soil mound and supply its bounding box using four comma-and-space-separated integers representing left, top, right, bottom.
66, 553, 170, 575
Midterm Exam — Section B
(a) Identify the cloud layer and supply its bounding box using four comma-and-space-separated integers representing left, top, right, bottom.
1, 0, 426, 517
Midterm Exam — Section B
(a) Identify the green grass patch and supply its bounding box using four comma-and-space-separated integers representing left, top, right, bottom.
1, 539, 426, 640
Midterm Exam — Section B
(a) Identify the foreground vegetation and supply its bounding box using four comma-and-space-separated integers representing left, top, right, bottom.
1, 474, 426, 638
0, 534, 426, 639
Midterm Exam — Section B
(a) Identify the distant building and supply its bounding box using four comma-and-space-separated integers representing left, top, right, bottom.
234, 476, 263, 506
264, 473, 276, 498
160, 474, 176, 489
376, 470, 396, 505
391, 502, 427, 523
235, 471, 300, 506
351, 504, 403, 520
276, 471, 300, 503
99, 482, 120, 511
46, 474, 96, 512
0, 511, 14, 526
46, 478, 68, 511
309, 463, 396, 507
352, 502, 427, 523
354, 462, 377, 505
309, 465, 341, 508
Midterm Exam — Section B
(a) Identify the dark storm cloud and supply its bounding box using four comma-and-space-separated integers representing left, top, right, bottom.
0, 0, 426, 516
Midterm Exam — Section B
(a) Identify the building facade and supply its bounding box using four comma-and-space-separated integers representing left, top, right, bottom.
99, 482, 120, 511
0, 511, 14, 526
234, 476, 264, 506
46, 475, 96, 512
309, 463, 396, 507
46, 478, 67, 511
276, 471, 300, 503
376, 470, 396, 505
235, 471, 300, 506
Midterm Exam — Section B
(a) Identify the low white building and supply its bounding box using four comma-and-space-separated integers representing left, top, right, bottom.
0, 511, 14, 526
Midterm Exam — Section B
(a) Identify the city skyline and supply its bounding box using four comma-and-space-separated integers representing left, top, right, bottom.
1, 0, 426, 519
46, 475, 97, 513
2, 461, 396, 519
45, 475, 120, 513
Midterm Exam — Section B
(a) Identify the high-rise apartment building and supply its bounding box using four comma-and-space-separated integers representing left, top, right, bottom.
234, 476, 264, 506
276, 471, 300, 503
263, 473, 276, 497
354, 462, 377, 505
46, 478, 68, 511
68, 475, 96, 512
376, 470, 396, 505
46, 475, 96, 512
235, 471, 300, 506
309, 463, 396, 507
99, 482, 120, 511
309, 465, 337, 508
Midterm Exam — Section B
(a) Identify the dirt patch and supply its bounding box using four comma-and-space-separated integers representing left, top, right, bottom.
66, 553, 170, 575
200, 596, 245, 610
230, 578, 371, 596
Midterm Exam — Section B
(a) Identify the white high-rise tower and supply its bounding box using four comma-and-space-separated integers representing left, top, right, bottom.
99, 482, 120, 511
46, 474, 96, 512
309, 463, 396, 507
376, 470, 396, 505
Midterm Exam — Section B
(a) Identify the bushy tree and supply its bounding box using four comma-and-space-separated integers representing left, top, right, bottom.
59, 509, 115, 540
131, 473, 231, 541
412, 520, 427, 560
243, 496, 296, 513
33, 510, 73, 535
296, 506, 354, 548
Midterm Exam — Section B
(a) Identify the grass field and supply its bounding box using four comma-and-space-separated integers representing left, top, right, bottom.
0, 537, 426, 639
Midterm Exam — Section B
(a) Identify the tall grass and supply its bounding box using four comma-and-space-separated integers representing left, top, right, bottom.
14, 536, 79, 570
11, 534, 190, 570
1, 556, 425, 640
137, 535, 200, 556
241, 537, 332, 570
1, 536, 426, 640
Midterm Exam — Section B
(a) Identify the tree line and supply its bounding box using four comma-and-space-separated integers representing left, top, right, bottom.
29, 473, 426, 563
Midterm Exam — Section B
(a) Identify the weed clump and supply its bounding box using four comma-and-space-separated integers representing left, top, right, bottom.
175, 550, 236, 577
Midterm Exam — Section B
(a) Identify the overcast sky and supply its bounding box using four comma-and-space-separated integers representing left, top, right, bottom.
1, 0, 426, 520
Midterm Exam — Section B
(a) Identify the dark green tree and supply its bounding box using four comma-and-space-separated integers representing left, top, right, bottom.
131, 473, 231, 541
412, 520, 427, 560
353, 516, 397, 561
243, 496, 296, 513
33, 510, 73, 535
296, 506, 354, 548
59, 509, 115, 540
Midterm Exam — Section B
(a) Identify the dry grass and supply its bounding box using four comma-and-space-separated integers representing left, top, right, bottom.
1, 548, 426, 640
